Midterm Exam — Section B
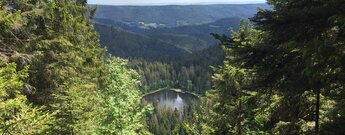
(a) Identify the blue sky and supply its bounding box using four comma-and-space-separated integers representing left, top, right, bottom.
88, 0, 266, 5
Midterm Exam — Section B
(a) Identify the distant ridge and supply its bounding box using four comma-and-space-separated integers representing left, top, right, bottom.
89, 3, 265, 6
88, 1, 266, 6
93, 4, 270, 28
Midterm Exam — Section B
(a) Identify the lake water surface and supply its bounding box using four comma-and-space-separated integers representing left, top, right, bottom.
143, 89, 200, 111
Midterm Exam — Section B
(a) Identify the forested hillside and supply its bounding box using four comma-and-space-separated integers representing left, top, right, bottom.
94, 18, 243, 57
93, 19, 232, 94
2, 0, 345, 135
92, 5, 270, 95
128, 45, 225, 94
93, 13, 247, 94
94, 23, 189, 59
148, 18, 241, 45
93, 4, 270, 27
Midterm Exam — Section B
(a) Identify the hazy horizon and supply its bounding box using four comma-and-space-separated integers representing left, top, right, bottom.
88, 0, 266, 6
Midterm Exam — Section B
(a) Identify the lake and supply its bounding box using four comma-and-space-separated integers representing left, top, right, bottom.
142, 89, 200, 112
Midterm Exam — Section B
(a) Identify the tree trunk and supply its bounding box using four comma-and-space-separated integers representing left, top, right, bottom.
237, 99, 242, 135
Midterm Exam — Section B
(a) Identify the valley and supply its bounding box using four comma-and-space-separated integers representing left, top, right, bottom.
93, 4, 271, 28
92, 4, 269, 134
93, 4, 270, 94
2, 0, 344, 134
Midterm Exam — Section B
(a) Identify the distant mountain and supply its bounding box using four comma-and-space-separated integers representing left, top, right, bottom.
94, 18, 240, 58
92, 5, 249, 94
92, 4, 269, 59
149, 18, 241, 44
93, 4, 270, 28
94, 23, 189, 59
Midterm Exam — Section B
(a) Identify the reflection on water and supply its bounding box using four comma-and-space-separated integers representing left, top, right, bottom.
143, 89, 199, 111
175, 94, 183, 109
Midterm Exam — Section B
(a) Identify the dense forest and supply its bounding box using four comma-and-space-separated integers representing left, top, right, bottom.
186, 1, 345, 134
94, 22, 227, 94
128, 45, 225, 94
0, 0, 150, 134
1, 0, 345, 135
92, 4, 270, 95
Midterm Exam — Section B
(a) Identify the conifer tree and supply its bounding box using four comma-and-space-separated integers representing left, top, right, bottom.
97, 58, 152, 135
1, 0, 151, 134
0, 63, 54, 134
252, 0, 345, 134
204, 20, 270, 135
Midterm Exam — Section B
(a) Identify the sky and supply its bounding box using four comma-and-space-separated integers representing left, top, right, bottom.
87, 0, 266, 6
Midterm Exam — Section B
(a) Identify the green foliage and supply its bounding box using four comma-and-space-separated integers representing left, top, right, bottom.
0, 63, 54, 134
128, 45, 224, 94
144, 100, 197, 135
251, 0, 345, 134
97, 58, 152, 135
203, 1, 345, 135
1, 0, 152, 134
200, 20, 269, 135
2, 0, 345, 134
184, 93, 216, 135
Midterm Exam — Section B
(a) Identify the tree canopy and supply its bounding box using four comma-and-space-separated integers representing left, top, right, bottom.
0, 0, 150, 134
198, 0, 345, 134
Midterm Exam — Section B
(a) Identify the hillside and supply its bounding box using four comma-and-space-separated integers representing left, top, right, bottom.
92, 4, 267, 56
3, 1, 345, 135
94, 23, 190, 59
93, 4, 270, 27
128, 45, 225, 94
94, 18, 242, 57
149, 18, 241, 44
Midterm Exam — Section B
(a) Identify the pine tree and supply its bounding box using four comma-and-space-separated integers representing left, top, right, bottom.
97, 58, 152, 135
0, 63, 54, 134
1, 0, 152, 134
252, 0, 345, 134
205, 19, 270, 134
